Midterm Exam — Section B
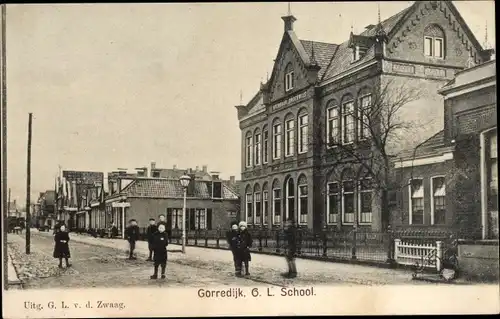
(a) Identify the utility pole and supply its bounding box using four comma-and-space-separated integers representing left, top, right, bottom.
26, 113, 32, 254
7, 188, 10, 215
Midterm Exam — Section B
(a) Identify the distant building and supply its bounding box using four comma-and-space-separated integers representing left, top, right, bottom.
35, 190, 56, 228
393, 59, 497, 239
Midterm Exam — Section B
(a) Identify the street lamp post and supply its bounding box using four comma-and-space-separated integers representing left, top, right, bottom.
179, 174, 191, 254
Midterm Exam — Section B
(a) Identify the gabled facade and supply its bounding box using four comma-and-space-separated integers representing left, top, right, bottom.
237, 1, 493, 231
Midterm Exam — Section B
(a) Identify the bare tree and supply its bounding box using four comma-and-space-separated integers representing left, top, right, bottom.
322, 77, 425, 230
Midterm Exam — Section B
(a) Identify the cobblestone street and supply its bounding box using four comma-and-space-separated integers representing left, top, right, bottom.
6, 231, 456, 290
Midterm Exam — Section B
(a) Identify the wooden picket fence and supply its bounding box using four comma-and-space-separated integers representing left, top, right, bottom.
394, 239, 443, 271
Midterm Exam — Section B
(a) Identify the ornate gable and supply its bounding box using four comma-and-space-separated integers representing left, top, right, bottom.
386, 1, 490, 66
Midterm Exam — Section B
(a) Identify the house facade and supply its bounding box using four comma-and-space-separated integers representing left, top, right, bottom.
102, 171, 239, 238
237, 1, 493, 231
393, 60, 497, 239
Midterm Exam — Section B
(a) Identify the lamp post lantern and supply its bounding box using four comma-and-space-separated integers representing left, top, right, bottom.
179, 174, 191, 254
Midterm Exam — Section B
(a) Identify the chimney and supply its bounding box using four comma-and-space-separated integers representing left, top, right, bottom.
210, 171, 220, 180
202, 165, 207, 173
282, 15, 297, 32
151, 161, 156, 170
195, 166, 199, 172
230, 176, 235, 184
173, 164, 177, 170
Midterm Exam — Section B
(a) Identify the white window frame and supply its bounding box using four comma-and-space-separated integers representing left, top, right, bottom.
285, 70, 294, 92
298, 114, 308, 154
358, 178, 373, 225
195, 208, 207, 230
172, 208, 183, 229
358, 94, 372, 141
327, 105, 340, 148
409, 178, 425, 225
285, 119, 295, 157
272, 188, 281, 225
353, 45, 360, 61
263, 190, 269, 225
342, 101, 355, 145
327, 182, 340, 224
245, 135, 253, 168
254, 191, 262, 225
245, 193, 253, 224
430, 175, 446, 225
424, 36, 444, 58
298, 184, 308, 225
273, 123, 282, 160
254, 133, 261, 166
263, 130, 269, 164
341, 180, 355, 224
285, 179, 295, 222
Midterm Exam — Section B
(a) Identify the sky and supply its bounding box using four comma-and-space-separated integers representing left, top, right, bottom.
5, 1, 496, 205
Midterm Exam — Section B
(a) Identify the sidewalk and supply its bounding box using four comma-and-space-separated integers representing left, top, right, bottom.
7, 250, 23, 289
35, 231, 439, 285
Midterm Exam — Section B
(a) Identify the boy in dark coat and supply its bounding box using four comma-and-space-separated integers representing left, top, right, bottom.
237, 221, 253, 276
125, 219, 140, 260
150, 223, 169, 279
53, 224, 71, 268
226, 222, 240, 274
157, 214, 170, 243
283, 219, 298, 278
146, 218, 158, 261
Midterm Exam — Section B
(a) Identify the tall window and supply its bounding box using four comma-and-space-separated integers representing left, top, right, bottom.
359, 179, 372, 224
298, 184, 308, 225
286, 178, 295, 221
171, 208, 183, 229
342, 101, 355, 144
285, 68, 294, 92
273, 123, 282, 160
246, 193, 253, 224
409, 179, 424, 225
263, 190, 269, 225
488, 133, 498, 212
327, 106, 339, 146
285, 119, 295, 157
342, 180, 355, 224
298, 114, 308, 153
245, 135, 253, 168
424, 25, 445, 58
353, 45, 361, 61
431, 176, 446, 225
263, 129, 269, 164
273, 188, 281, 225
195, 209, 207, 229
254, 133, 261, 166
327, 182, 340, 224
254, 191, 262, 225
358, 94, 371, 140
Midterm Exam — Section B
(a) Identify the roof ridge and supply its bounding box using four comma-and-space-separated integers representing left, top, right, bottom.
300, 39, 338, 46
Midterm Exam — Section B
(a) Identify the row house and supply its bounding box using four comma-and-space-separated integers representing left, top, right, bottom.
103, 169, 239, 238
393, 59, 497, 239
236, 1, 493, 231
35, 190, 56, 229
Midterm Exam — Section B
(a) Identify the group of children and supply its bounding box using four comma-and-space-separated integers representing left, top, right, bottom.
124, 215, 170, 279
226, 221, 253, 277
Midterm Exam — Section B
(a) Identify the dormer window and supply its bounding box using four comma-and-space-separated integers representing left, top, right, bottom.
353, 45, 367, 62
284, 63, 294, 92
212, 181, 223, 200
424, 24, 445, 58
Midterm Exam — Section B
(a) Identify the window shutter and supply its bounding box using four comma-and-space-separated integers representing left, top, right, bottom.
189, 208, 196, 230
207, 209, 213, 230
166, 208, 172, 229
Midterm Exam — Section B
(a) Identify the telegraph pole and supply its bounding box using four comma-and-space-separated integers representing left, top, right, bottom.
26, 113, 32, 254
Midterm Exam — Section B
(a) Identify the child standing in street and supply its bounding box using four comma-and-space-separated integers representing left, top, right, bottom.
146, 218, 158, 261
125, 219, 140, 260
150, 224, 169, 279
53, 224, 72, 268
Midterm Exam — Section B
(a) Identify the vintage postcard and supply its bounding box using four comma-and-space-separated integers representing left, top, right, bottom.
1, 1, 499, 318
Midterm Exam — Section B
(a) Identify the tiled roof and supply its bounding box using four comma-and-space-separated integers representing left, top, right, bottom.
117, 178, 239, 200
321, 40, 376, 81
398, 130, 448, 159
156, 169, 212, 181
360, 6, 412, 37
300, 40, 338, 80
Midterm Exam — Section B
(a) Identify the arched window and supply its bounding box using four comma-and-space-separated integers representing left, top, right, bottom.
357, 87, 372, 141
285, 177, 295, 222
245, 185, 253, 224
341, 95, 355, 145
326, 100, 340, 147
254, 128, 261, 166
284, 63, 294, 92
272, 179, 281, 225
284, 113, 295, 157
357, 168, 373, 224
327, 170, 341, 225
245, 131, 253, 168
272, 119, 282, 160
297, 175, 308, 225
341, 168, 355, 224
424, 24, 445, 58
262, 182, 269, 225
298, 110, 308, 154
253, 184, 261, 225
263, 125, 269, 164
